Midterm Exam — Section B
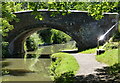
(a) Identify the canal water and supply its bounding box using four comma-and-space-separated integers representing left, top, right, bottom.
1, 41, 77, 82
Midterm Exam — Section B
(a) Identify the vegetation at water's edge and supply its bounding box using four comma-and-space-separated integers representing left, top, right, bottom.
25, 33, 43, 51
50, 53, 79, 83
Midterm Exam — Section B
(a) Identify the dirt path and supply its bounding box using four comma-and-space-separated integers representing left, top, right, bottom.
71, 53, 108, 76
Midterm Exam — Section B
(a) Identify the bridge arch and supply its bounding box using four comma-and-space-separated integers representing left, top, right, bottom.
5, 10, 118, 57
8, 22, 79, 57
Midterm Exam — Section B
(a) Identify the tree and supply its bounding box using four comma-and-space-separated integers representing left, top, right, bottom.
87, 2, 119, 20
27, 2, 119, 20
1, 2, 22, 36
1, 2, 119, 37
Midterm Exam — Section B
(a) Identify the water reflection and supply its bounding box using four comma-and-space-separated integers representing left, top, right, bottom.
2, 58, 51, 81
27, 41, 77, 55
2, 41, 77, 81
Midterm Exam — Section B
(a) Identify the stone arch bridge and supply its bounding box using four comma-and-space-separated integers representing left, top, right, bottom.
5, 10, 118, 57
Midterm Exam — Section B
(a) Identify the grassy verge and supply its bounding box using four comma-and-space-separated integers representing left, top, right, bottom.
79, 46, 102, 54
78, 43, 119, 66
96, 49, 118, 66
80, 47, 97, 54
50, 52, 79, 83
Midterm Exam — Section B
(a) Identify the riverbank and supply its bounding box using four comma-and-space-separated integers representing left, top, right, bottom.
50, 53, 79, 83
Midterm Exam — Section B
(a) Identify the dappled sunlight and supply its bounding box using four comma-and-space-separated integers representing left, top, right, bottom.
74, 64, 120, 82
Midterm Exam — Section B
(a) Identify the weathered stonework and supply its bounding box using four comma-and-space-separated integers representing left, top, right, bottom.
5, 10, 118, 57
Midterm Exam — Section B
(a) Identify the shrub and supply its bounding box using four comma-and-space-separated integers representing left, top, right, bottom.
25, 33, 43, 51
26, 37, 37, 51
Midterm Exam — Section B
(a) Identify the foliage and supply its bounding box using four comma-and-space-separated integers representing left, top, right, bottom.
26, 37, 37, 51
1, 2, 22, 36
25, 32, 43, 51
1, 2, 119, 36
25, 29, 72, 52
50, 53, 79, 82
27, 2, 119, 20
38, 29, 71, 44
103, 42, 119, 50
87, 2, 119, 20
37, 29, 53, 44
54, 71, 75, 83
51, 29, 71, 44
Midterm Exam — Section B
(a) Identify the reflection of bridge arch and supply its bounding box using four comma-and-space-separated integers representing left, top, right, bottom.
5, 10, 118, 57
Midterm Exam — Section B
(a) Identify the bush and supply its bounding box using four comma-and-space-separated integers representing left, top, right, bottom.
25, 33, 43, 51
50, 53, 79, 83
26, 37, 37, 51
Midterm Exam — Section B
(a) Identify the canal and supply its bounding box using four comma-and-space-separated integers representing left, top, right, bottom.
1, 41, 77, 82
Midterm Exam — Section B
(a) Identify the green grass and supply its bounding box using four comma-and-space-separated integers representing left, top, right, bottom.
80, 47, 97, 54
96, 49, 118, 66
78, 43, 119, 66
50, 52, 79, 80
80, 46, 102, 54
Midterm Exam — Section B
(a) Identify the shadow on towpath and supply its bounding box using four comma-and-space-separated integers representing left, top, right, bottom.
70, 53, 120, 83
74, 66, 120, 83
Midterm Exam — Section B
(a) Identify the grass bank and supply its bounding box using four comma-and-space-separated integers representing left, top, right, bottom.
79, 42, 119, 66
96, 49, 118, 66
79, 46, 119, 66
80, 47, 97, 54
50, 52, 79, 83
79, 46, 102, 54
